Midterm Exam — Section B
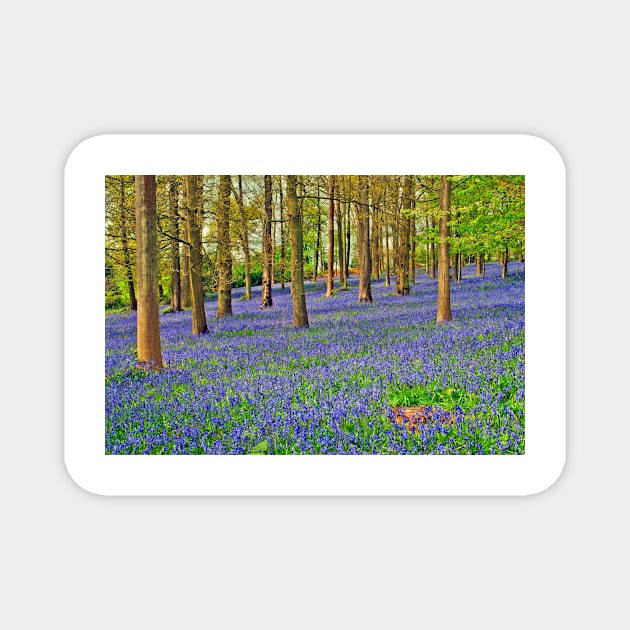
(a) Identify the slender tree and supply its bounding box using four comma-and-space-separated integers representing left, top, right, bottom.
312, 183, 321, 282
279, 179, 286, 289
217, 176, 233, 317
326, 175, 335, 297
357, 175, 373, 303
134, 175, 163, 369
396, 175, 413, 295
233, 176, 251, 300
168, 176, 181, 312
437, 175, 452, 322
336, 177, 346, 287
286, 176, 309, 327
119, 176, 137, 311
183, 175, 208, 334
261, 175, 273, 308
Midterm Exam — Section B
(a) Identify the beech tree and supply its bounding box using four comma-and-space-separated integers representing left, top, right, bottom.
134, 175, 163, 369
357, 175, 373, 303
286, 175, 309, 327
437, 175, 452, 323
183, 175, 208, 334
167, 176, 181, 312
233, 175, 252, 300
217, 175, 233, 318
261, 175, 273, 308
326, 175, 335, 297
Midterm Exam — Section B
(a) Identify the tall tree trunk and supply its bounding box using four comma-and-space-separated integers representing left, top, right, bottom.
217, 176, 233, 318
437, 176, 452, 323
410, 215, 416, 285
336, 179, 345, 287
261, 175, 273, 308
476, 252, 483, 276
183, 175, 208, 334
396, 176, 412, 295
345, 201, 351, 280
313, 185, 321, 282
119, 176, 137, 311
357, 175, 373, 303
502, 244, 509, 278
168, 176, 181, 312
234, 176, 251, 300
286, 176, 309, 327
429, 215, 436, 278
326, 175, 335, 297
279, 180, 286, 289
134, 175, 162, 369
384, 222, 391, 287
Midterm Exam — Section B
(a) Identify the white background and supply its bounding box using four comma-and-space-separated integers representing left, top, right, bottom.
2, 1, 628, 628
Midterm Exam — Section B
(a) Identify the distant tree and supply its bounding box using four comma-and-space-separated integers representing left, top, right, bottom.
357, 175, 373, 303
261, 175, 273, 308
286, 175, 309, 327
134, 175, 163, 368
437, 175, 452, 323
183, 175, 208, 334
217, 175, 233, 318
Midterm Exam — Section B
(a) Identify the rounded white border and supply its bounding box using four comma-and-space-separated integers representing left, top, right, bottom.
64, 134, 565, 495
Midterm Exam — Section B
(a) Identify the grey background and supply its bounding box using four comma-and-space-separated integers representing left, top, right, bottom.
3, 1, 627, 628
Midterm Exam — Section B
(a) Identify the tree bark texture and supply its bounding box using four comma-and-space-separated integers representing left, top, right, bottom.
326, 175, 335, 297
235, 176, 251, 300
183, 175, 208, 333
437, 176, 452, 322
217, 176, 233, 318
168, 176, 181, 312
134, 175, 163, 369
286, 176, 309, 327
119, 176, 137, 311
336, 183, 345, 287
261, 175, 273, 308
357, 175, 373, 303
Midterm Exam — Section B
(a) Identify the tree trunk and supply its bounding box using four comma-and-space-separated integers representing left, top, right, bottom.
345, 201, 351, 280
286, 176, 309, 327
429, 215, 436, 278
384, 222, 391, 287
437, 176, 452, 323
357, 175, 373, 303
261, 175, 273, 308
119, 176, 137, 311
168, 177, 181, 312
234, 176, 251, 300
216, 176, 233, 317
134, 175, 162, 369
326, 175, 335, 297
312, 183, 321, 282
279, 180, 286, 289
337, 179, 345, 287
183, 175, 208, 333
396, 176, 412, 295
410, 215, 416, 285
476, 253, 483, 276
502, 245, 509, 278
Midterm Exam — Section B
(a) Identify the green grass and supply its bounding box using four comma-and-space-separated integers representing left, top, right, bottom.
387, 383, 479, 412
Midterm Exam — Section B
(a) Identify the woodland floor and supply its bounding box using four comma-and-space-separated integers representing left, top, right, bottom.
105, 262, 525, 454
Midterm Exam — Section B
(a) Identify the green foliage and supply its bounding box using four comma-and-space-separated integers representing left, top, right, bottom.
387, 383, 480, 412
